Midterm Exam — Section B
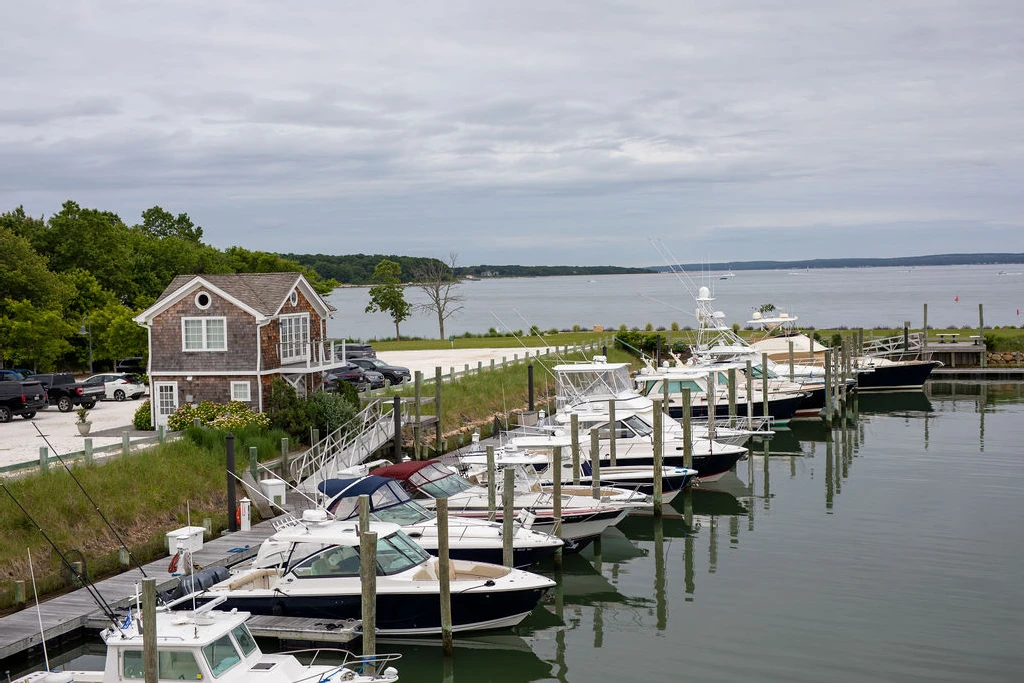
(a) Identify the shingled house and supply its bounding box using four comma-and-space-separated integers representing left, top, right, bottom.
134, 272, 348, 426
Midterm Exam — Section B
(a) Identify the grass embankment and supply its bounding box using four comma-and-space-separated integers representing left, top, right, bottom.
0, 428, 282, 610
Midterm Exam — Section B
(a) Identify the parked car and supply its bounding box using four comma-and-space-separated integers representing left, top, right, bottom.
325, 363, 386, 391
0, 374, 48, 422
32, 373, 105, 411
115, 357, 146, 373
82, 373, 147, 401
347, 357, 411, 384
333, 343, 376, 360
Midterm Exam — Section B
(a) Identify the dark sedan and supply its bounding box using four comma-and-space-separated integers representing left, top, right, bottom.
347, 357, 411, 385
326, 363, 386, 391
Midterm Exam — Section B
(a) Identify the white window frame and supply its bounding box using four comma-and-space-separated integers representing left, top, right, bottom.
230, 381, 251, 402
182, 317, 227, 352
280, 313, 310, 363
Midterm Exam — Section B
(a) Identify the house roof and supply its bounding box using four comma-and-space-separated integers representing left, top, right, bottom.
136, 272, 335, 324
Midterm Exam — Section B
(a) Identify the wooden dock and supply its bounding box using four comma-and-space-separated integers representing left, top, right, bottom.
0, 517, 358, 663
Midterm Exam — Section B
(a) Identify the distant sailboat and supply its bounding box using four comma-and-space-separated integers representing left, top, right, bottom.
719, 267, 736, 280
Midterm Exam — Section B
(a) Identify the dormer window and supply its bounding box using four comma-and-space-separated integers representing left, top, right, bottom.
195, 291, 212, 310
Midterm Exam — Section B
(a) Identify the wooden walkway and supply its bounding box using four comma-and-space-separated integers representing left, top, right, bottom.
0, 517, 360, 662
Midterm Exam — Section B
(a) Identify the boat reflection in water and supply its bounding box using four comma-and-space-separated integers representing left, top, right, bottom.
857, 390, 933, 414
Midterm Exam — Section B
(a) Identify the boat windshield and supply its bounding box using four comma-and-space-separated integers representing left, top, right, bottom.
620, 414, 653, 438
372, 500, 434, 525
408, 463, 475, 498
749, 364, 779, 379
123, 651, 202, 680
556, 364, 634, 402
331, 479, 415, 520
230, 623, 258, 656
376, 530, 432, 575
636, 378, 705, 397
203, 634, 242, 677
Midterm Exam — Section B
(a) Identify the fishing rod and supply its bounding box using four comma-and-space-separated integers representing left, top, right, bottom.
1, 482, 122, 625
32, 422, 150, 578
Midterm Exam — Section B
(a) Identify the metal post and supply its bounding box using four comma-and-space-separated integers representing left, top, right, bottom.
502, 468, 515, 567
436, 498, 454, 655
392, 396, 402, 461
528, 363, 535, 411
226, 434, 237, 532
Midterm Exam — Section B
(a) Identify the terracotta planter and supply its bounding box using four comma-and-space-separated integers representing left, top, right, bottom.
77, 422, 91, 436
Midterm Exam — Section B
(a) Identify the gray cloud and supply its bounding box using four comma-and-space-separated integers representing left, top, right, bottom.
0, 0, 1022, 265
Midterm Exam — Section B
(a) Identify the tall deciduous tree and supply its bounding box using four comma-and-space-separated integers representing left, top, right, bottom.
137, 206, 204, 241
365, 259, 410, 340
414, 252, 465, 340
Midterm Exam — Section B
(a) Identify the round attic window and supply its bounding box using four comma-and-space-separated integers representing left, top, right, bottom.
195, 291, 212, 310
289, 290, 299, 306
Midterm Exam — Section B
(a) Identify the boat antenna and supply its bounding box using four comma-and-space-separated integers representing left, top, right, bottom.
1, 483, 121, 625
27, 549, 49, 672
31, 422, 150, 578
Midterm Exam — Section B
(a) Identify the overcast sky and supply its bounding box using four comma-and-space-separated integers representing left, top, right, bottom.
2, 1, 1022, 266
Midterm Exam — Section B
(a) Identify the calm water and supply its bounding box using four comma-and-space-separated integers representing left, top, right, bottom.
26, 383, 1024, 681
327, 264, 1024, 341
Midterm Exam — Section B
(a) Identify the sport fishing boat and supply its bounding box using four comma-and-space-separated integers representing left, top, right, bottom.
176, 514, 554, 636
13, 597, 400, 683
314, 475, 563, 568
368, 460, 640, 551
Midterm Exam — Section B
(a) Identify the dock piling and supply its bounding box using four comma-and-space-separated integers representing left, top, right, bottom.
436, 498, 453, 655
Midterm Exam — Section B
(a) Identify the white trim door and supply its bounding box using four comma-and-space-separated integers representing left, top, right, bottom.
155, 382, 179, 426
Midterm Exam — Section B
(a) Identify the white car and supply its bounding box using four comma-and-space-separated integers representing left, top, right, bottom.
83, 373, 147, 401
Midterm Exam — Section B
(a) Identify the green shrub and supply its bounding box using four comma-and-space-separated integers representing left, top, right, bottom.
307, 390, 359, 435
167, 400, 270, 431
133, 399, 153, 430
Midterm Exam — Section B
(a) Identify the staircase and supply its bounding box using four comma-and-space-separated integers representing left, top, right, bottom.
289, 398, 409, 496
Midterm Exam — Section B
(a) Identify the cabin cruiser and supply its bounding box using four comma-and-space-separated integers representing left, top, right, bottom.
12, 597, 400, 683
177, 515, 554, 635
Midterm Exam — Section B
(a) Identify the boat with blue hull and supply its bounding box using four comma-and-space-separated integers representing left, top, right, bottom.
177, 515, 554, 636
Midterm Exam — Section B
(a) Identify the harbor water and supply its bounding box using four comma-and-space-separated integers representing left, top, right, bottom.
25, 382, 1024, 681
327, 264, 1024, 341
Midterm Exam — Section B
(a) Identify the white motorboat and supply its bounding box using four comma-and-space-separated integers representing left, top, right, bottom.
177, 515, 554, 636
312, 474, 563, 567
366, 459, 640, 551
13, 598, 399, 683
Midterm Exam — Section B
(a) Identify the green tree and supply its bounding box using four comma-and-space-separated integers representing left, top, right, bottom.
365, 259, 410, 340
136, 206, 204, 241
0, 299, 75, 371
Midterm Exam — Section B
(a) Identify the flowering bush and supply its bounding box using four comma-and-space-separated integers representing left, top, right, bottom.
167, 400, 270, 432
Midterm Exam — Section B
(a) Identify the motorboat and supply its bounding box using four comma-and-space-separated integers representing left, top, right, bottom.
453, 441, 698, 504
314, 475, 563, 568
367, 460, 639, 551
545, 359, 750, 481
12, 597, 400, 683
177, 514, 554, 635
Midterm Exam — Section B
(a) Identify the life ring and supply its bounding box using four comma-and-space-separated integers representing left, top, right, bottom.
236, 505, 242, 526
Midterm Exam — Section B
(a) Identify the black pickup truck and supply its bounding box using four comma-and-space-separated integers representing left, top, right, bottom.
0, 370, 49, 422
32, 372, 105, 412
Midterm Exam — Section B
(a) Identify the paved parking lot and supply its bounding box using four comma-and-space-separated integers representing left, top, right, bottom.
0, 397, 148, 470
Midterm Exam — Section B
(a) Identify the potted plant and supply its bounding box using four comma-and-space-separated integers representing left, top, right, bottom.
76, 405, 91, 436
